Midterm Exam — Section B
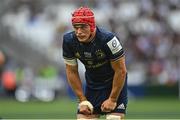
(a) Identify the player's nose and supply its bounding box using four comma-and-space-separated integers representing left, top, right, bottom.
77, 28, 82, 32
76, 28, 83, 35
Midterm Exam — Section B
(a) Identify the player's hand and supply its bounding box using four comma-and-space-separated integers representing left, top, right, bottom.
79, 101, 93, 115
79, 105, 92, 115
101, 98, 117, 112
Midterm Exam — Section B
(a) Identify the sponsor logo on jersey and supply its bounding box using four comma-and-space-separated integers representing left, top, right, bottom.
85, 60, 108, 68
84, 52, 92, 58
87, 61, 93, 65
107, 37, 122, 54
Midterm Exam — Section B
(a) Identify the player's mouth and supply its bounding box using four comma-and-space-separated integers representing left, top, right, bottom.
77, 36, 86, 39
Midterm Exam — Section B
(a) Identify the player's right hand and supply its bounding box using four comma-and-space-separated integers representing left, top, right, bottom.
79, 105, 92, 115
79, 100, 94, 115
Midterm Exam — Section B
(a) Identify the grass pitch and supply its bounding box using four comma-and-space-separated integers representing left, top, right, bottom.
0, 97, 180, 119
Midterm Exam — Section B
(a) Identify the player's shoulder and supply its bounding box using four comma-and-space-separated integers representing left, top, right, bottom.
97, 27, 114, 37
96, 27, 117, 43
63, 31, 75, 43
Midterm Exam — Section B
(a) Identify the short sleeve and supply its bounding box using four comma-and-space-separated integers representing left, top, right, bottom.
62, 35, 75, 60
104, 36, 124, 61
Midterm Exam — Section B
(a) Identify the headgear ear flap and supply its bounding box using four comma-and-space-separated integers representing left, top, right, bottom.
71, 7, 96, 32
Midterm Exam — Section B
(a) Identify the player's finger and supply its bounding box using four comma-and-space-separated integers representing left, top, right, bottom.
102, 107, 111, 112
101, 104, 112, 112
101, 104, 104, 111
79, 109, 91, 115
79, 105, 92, 115
101, 105, 110, 112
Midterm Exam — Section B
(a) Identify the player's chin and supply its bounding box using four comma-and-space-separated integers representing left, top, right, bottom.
77, 38, 88, 43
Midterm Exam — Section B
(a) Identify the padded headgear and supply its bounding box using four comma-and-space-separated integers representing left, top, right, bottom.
72, 7, 96, 32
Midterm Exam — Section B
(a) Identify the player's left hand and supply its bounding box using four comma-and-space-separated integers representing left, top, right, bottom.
101, 98, 117, 112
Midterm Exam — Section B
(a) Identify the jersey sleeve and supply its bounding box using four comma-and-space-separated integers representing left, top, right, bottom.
62, 34, 77, 65
104, 35, 124, 61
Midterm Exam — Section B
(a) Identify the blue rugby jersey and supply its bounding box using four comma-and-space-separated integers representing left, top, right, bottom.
63, 27, 124, 90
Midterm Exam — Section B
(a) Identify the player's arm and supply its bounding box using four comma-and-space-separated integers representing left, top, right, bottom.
109, 55, 127, 102
65, 62, 86, 102
63, 36, 93, 114
65, 61, 93, 114
104, 35, 127, 101
101, 35, 127, 112
101, 56, 127, 112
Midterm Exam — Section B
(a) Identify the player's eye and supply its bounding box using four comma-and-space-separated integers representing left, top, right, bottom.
73, 24, 88, 30
81, 24, 88, 28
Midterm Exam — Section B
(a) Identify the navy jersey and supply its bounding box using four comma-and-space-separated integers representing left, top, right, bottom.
63, 27, 124, 90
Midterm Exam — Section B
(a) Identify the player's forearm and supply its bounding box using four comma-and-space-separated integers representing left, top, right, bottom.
67, 75, 86, 102
109, 69, 126, 102
66, 66, 86, 102
110, 56, 127, 102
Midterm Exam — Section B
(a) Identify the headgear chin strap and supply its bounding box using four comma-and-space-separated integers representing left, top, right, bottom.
71, 7, 96, 32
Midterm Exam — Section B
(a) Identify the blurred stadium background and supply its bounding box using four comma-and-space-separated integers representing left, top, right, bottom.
0, 0, 180, 119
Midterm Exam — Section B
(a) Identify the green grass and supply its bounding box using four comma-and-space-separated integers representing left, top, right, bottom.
0, 98, 77, 119
127, 97, 180, 119
0, 97, 180, 119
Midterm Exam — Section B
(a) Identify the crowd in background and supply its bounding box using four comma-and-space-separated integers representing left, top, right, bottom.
0, 0, 180, 100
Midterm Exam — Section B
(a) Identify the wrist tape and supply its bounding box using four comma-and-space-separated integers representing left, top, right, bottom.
79, 100, 93, 112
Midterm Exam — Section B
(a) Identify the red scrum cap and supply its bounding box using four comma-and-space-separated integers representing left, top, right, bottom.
71, 7, 96, 32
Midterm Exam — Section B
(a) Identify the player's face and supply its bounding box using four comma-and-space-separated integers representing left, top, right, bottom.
73, 23, 91, 43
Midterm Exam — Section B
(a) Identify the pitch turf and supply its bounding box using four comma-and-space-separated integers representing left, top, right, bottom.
0, 97, 180, 119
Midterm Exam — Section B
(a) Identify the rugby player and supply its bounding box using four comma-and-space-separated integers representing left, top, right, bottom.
62, 6, 128, 120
